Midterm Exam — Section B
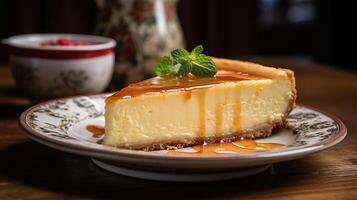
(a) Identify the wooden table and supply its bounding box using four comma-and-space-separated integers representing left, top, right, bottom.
1, 57, 356, 199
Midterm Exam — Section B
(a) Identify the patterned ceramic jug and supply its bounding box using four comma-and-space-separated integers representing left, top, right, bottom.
96, 0, 185, 87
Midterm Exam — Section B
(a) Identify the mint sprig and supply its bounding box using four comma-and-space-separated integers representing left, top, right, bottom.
155, 45, 217, 77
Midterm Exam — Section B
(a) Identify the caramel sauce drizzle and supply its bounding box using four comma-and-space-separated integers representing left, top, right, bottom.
197, 90, 207, 139
86, 125, 105, 138
184, 90, 192, 101
168, 139, 284, 156
106, 70, 266, 103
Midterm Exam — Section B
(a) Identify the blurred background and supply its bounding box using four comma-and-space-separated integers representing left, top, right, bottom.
0, 0, 355, 69
0, 0, 356, 103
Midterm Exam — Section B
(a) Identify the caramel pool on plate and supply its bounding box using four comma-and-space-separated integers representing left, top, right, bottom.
168, 139, 284, 156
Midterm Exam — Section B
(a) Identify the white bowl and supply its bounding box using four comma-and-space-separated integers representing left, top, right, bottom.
3, 33, 116, 101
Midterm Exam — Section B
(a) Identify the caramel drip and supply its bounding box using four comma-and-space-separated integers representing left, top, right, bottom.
215, 96, 223, 138
197, 90, 206, 140
106, 70, 266, 103
232, 87, 241, 133
168, 139, 284, 156
184, 90, 192, 101
86, 125, 105, 138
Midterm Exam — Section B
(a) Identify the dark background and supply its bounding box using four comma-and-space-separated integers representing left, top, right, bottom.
0, 0, 355, 70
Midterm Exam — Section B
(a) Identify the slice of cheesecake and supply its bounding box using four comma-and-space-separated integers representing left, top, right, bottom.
103, 58, 296, 150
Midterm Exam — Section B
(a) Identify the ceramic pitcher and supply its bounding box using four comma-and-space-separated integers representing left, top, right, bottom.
96, 0, 185, 87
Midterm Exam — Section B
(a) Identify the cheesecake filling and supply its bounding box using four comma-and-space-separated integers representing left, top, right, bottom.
103, 69, 293, 149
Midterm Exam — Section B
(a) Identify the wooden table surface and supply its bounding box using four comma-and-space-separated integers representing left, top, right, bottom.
0, 57, 356, 200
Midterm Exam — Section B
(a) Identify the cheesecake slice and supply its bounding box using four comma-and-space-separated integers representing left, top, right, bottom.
103, 58, 296, 150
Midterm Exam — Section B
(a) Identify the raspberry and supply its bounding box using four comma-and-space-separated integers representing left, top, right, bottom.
40, 37, 95, 46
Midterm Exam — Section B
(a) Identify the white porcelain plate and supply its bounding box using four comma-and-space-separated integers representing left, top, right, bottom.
19, 94, 347, 181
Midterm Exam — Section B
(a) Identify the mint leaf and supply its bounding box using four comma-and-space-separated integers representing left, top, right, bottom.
191, 54, 216, 77
190, 45, 203, 58
171, 48, 189, 63
178, 62, 192, 76
169, 63, 181, 75
154, 45, 217, 77
155, 56, 172, 76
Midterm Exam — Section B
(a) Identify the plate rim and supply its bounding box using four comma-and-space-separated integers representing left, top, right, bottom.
19, 93, 347, 163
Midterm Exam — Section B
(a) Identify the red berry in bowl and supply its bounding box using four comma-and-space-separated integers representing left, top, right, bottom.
40, 37, 96, 46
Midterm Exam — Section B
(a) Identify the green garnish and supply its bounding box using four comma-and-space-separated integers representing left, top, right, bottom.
155, 45, 217, 77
